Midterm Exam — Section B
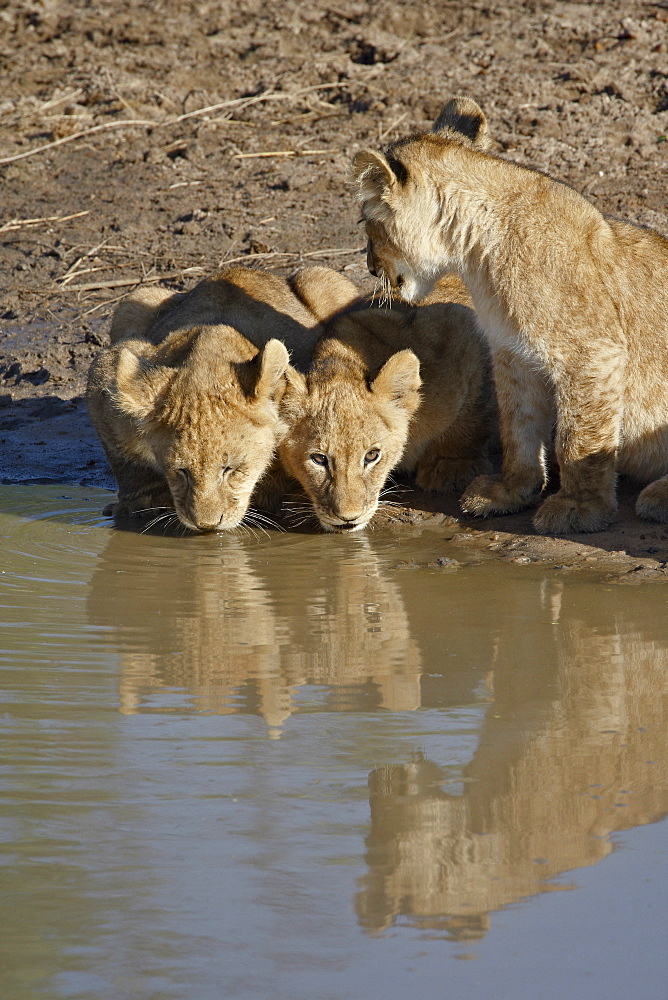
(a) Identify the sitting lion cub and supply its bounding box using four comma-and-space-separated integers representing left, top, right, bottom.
280, 269, 495, 532
353, 96, 668, 533
87, 267, 354, 532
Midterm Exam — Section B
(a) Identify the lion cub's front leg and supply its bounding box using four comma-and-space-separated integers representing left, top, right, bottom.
102, 456, 174, 520
105, 480, 174, 520
416, 452, 492, 494
460, 350, 549, 516
414, 410, 493, 494
532, 341, 624, 533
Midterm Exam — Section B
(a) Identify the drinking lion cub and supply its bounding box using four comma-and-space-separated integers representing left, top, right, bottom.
353, 95, 668, 532
86, 266, 340, 532
281, 269, 495, 532
88, 263, 494, 534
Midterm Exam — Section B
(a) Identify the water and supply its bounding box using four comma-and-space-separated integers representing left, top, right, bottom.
1, 485, 667, 1000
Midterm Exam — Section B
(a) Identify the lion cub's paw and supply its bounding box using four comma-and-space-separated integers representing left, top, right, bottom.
459, 474, 539, 517
415, 455, 491, 494
635, 476, 668, 523
533, 491, 616, 534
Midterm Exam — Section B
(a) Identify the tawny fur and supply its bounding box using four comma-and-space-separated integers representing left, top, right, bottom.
353, 95, 668, 533
89, 264, 495, 534
281, 272, 496, 532
87, 266, 333, 532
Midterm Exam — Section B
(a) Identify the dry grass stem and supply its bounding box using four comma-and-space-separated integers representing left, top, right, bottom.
59, 263, 135, 287
219, 246, 364, 267
60, 267, 205, 292
0, 81, 359, 165
378, 111, 408, 142
0, 210, 91, 232
234, 148, 336, 159
0, 120, 158, 164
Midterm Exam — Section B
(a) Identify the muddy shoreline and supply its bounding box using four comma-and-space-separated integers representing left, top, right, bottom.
2, 1, 668, 580
3, 394, 668, 582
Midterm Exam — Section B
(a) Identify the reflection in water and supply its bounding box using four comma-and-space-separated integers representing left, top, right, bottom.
356, 579, 668, 940
2, 487, 668, 998
87, 526, 668, 940
87, 530, 423, 735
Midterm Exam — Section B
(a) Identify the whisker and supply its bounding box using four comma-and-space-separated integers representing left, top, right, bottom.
281, 492, 311, 504
244, 522, 260, 542
246, 508, 284, 531
382, 478, 406, 488
243, 517, 270, 540
140, 511, 177, 534
284, 512, 316, 528
281, 498, 312, 511
380, 482, 410, 498
132, 505, 173, 516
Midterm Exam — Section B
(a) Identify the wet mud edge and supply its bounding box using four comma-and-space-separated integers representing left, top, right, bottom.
2, 397, 667, 585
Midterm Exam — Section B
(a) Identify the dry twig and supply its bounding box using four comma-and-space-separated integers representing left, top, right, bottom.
0, 210, 90, 232
61, 267, 205, 292
60, 246, 364, 291
219, 246, 364, 266
379, 111, 409, 142
234, 148, 337, 159
0, 81, 358, 166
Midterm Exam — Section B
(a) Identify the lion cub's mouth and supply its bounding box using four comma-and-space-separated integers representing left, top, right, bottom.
321, 518, 369, 533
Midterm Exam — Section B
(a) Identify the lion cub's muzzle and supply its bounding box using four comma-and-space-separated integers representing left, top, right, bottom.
319, 505, 374, 533
180, 501, 246, 534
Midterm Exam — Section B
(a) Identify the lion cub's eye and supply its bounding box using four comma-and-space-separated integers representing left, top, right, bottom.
175, 468, 192, 485
310, 453, 328, 467
364, 448, 381, 466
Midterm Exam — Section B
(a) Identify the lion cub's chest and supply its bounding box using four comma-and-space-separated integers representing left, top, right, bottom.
463, 279, 546, 368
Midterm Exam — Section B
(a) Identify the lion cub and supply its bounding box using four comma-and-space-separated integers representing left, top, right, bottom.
86, 266, 350, 532
353, 96, 668, 533
280, 269, 495, 532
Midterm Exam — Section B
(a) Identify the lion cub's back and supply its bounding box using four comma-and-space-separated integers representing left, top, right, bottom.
137, 266, 324, 371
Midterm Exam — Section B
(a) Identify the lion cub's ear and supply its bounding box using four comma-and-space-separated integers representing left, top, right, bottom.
240, 339, 290, 401
370, 349, 422, 413
113, 347, 174, 419
277, 365, 308, 418
352, 150, 401, 204
282, 365, 308, 398
432, 96, 489, 150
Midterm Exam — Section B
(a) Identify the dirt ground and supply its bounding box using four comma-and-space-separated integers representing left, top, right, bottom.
2, 0, 668, 579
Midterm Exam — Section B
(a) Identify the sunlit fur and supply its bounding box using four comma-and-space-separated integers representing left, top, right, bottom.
88, 265, 364, 533
353, 95, 668, 532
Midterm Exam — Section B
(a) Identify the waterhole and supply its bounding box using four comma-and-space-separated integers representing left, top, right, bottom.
1, 485, 667, 1000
